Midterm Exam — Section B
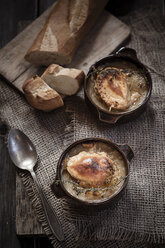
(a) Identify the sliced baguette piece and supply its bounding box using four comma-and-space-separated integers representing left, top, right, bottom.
41, 64, 85, 96
22, 75, 64, 111
24, 0, 108, 66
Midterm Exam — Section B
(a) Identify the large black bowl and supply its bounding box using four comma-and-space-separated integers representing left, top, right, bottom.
51, 138, 134, 210
84, 47, 152, 124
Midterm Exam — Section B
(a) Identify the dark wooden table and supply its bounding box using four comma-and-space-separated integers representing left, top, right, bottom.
0, 0, 163, 247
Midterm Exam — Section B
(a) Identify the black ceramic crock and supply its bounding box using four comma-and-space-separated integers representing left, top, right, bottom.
51, 138, 134, 210
84, 47, 152, 124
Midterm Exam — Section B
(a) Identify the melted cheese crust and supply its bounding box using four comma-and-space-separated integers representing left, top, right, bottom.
94, 67, 130, 110
66, 151, 115, 187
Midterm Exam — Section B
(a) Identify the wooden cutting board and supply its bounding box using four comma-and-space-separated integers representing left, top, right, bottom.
0, 3, 130, 235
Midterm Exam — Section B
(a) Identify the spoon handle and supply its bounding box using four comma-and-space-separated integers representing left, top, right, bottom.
30, 170, 65, 241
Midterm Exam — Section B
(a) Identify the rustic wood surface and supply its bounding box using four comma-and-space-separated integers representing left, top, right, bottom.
16, 173, 43, 235
0, 0, 163, 247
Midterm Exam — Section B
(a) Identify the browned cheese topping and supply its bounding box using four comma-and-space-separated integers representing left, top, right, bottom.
94, 67, 130, 110
66, 151, 115, 187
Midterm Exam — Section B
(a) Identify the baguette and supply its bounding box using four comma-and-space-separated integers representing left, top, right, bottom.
24, 0, 108, 66
23, 75, 64, 111
41, 64, 85, 95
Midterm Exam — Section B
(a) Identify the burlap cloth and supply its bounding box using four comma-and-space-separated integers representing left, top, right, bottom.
0, 5, 165, 248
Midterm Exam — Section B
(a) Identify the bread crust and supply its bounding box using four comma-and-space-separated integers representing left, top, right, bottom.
23, 75, 64, 111
25, 0, 108, 66
75, 70, 85, 89
41, 64, 62, 77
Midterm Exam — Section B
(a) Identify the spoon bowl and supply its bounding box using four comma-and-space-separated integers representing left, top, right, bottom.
8, 129, 37, 171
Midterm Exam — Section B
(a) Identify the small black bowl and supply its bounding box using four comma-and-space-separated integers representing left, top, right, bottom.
51, 138, 134, 210
84, 47, 152, 124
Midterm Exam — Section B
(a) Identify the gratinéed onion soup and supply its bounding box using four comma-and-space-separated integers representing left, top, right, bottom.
61, 142, 127, 203
87, 59, 149, 113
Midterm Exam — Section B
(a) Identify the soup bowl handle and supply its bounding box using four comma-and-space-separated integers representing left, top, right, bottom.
98, 110, 122, 124
118, 144, 134, 162
116, 47, 138, 60
51, 177, 66, 199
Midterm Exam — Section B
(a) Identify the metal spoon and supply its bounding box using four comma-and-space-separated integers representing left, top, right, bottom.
8, 128, 65, 241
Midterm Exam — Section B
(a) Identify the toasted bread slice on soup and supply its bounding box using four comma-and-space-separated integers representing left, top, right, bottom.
95, 67, 130, 111
66, 151, 115, 187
